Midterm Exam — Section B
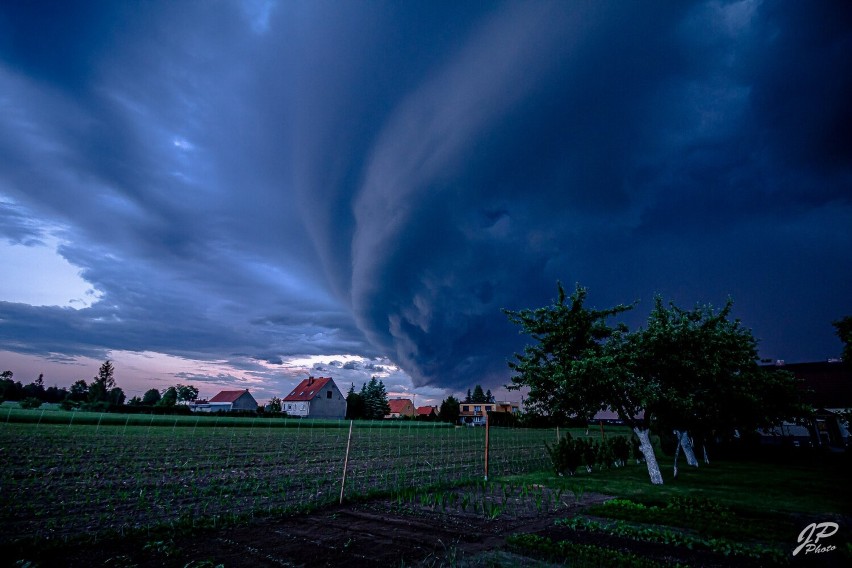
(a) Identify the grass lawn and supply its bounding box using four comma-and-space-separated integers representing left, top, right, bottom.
506, 450, 851, 516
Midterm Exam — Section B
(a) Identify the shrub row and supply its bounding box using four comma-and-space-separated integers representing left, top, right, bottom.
545, 433, 642, 476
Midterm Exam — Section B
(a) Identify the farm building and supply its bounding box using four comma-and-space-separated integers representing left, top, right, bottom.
386, 398, 416, 418
283, 376, 346, 419
192, 389, 258, 412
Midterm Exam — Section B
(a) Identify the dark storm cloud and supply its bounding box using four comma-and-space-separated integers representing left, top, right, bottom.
0, 1, 850, 392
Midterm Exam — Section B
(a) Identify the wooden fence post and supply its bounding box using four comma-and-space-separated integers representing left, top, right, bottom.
484, 412, 490, 481
339, 420, 354, 504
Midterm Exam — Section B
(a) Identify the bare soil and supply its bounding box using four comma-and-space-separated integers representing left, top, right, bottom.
6, 488, 843, 567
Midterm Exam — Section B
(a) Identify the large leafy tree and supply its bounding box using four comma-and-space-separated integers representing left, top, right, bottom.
629, 298, 801, 476
504, 283, 667, 484
175, 384, 199, 405
142, 388, 161, 406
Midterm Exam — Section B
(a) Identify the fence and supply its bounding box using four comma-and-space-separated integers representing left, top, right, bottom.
0, 411, 563, 545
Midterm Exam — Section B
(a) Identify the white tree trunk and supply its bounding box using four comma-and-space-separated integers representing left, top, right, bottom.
703, 444, 710, 464
633, 427, 663, 485
675, 430, 699, 467
672, 435, 681, 478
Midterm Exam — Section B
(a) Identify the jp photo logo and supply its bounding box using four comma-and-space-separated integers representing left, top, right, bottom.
793, 522, 839, 556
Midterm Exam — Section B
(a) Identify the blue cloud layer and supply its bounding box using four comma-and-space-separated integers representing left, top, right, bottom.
1, 1, 850, 390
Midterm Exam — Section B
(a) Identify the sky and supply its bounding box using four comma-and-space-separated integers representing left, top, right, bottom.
1, 1, 850, 405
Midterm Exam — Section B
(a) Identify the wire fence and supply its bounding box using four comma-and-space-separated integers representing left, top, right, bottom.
0, 412, 563, 545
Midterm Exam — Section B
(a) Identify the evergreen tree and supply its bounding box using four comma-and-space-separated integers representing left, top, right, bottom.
472, 385, 486, 403
361, 377, 390, 419
465, 389, 472, 403
346, 383, 365, 419
439, 395, 461, 424
89, 360, 116, 403
833, 316, 852, 363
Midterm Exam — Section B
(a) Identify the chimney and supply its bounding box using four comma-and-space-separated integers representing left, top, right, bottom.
308, 376, 314, 385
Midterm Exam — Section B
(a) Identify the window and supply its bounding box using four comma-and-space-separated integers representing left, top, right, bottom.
327, 390, 332, 399
463, 405, 469, 412
474, 406, 481, 413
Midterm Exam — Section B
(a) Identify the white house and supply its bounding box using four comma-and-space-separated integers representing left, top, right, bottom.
282, 376, 346, 419
192, 389, 258, 412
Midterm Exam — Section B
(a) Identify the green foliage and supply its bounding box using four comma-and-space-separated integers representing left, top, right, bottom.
142, 388, 161, 406
631, 298, 805, 447
18, 397, 42, 410
439, 395, 460, 424
507, 533, 674, 568
89, 361, 116, 403
359, 377, 390, 419
504, 282, 635, 424
544, 433, 581, 476
157, 387, 178, 407
175, 384, 199, 405
345, 383, 364, 419
266, 396, 282, 413
833, 315, 852, 362
555, 516, 786, 564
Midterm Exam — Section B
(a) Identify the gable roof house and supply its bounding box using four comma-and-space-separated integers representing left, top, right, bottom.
283, 376, 346, 419
416, 405, 438, 419
386, 398, 416, 418
195, 389, 258, 412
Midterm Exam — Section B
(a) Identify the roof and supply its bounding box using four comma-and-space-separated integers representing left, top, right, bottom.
416, 406, 437, 416
387, 399, 414, 414
209, 389, 251, 403
283, 377, 333, 402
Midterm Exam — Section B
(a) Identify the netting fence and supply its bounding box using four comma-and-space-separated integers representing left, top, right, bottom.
0, 411, 562, 545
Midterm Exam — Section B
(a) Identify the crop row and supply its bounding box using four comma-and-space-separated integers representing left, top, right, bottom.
0, 421, 559, 544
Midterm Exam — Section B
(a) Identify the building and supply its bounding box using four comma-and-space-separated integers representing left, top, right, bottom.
416, 405, 438, 419
386, 398, 416, 418
458, 401, 520, 426
760, 360, 851, 449
283, 376, 346, 419
192, 389, 258, 412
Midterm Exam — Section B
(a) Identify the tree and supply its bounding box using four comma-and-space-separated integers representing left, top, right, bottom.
68, 380, 89, 402
108, 387, 126, 406
267, 396, 282, 412
346, 383, 365, 419
142, 388, 161, 406
504, 283, 666, 483
485, 389, 494, 403
439, 395, 461, 424
833, 316, 852, 363
89, 360, 116, 403
630, 298, 803, 476
157, 386, 178, 407
360, 377, 390, 420
176, 384, 199, 405
128, 395, 143, 406
465, 389, 472, 403
470, 385, 486, 403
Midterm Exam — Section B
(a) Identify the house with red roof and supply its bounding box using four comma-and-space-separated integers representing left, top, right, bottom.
385, 398, 416, 418
416, 405, 438, 419
192, 389, 258, 412
282, 376, 346, 419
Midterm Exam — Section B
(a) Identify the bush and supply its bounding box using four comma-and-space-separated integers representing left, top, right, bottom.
545, 433, 582, 476
19, 397, 43, 410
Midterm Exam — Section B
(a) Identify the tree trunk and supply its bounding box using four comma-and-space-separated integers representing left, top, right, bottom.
703, 444, 710, 464
675, 430, 699, 467
672, 435, 681, 478
633, 427, 663, 485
